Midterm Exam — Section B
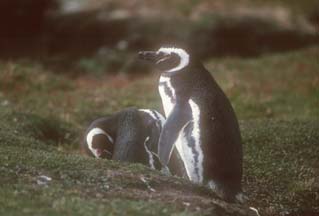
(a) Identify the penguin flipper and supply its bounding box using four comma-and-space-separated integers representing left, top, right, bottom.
158, 105, 189, 165
168, 147, 188, 178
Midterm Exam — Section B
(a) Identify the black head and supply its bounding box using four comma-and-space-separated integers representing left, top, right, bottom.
91, 134, 113, 159
138, 47, 190, 74
86, 127, 113, 159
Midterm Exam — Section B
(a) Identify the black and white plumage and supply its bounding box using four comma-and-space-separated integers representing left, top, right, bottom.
82, 108, 164, 168
139, 47, 244, 202
82, 107, 186, 176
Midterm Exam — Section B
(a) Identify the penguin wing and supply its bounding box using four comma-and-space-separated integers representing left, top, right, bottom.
158, 104, 190, 165
168, 147, 188, 178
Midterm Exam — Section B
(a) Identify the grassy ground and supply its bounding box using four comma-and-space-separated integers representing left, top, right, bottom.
0, 46, 318, 215
82, 0, 319, 17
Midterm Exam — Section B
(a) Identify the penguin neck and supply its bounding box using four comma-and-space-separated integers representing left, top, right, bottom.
160, 66, 190, 78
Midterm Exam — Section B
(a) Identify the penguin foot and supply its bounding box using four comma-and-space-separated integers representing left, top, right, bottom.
160, 166, 172, 176
235, 192, 249, 204
207, 180, 246, 203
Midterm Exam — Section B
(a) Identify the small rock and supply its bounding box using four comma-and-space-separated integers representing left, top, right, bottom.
183, 202, 191, 207
1, 100, 9, 106
36, 175, 52, 186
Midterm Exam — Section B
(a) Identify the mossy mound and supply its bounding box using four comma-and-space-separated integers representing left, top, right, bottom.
1, 106, 318, 215
0, 107, 255, 216
0, 107, 77, 147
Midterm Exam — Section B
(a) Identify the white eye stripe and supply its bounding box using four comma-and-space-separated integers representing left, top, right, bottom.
157, 47, 190, 73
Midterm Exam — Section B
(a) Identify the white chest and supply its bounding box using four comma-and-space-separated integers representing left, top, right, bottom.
174, 99, 204, 183
158, 76, 176, 117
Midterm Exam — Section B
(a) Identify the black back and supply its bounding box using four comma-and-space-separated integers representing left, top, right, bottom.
165, 60, 243, 201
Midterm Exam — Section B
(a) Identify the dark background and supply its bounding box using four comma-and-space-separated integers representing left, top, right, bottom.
0, 0, 318, 75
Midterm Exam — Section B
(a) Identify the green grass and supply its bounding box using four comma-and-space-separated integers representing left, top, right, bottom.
0, 46, 318, 215
242, 119, 319, 215
207, 46, 319, 120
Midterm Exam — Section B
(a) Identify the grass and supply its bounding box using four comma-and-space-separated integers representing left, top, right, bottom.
207, 46, 319, 119
0, 46, 318, 215
242, 119, 319, 215
83, 0, 319, 16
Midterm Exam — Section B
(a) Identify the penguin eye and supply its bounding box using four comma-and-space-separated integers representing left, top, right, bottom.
156, 52, 180, 70
156, 52, 171, 63
157, 51, 169, 58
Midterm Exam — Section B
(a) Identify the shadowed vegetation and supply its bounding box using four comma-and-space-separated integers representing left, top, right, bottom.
0, 0, 318, 75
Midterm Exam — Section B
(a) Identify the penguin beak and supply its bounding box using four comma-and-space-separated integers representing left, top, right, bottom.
139, 51, 170, 65
138, 51, 158, 63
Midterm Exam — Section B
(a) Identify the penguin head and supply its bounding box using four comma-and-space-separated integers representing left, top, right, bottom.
139, 47, 190, 74
86, 128, 114, 159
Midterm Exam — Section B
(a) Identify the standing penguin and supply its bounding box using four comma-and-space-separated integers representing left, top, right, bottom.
139, 47, 244, 202
82, 107, 186, 176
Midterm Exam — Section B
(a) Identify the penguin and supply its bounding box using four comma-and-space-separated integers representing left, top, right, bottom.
138, 47, 244, 202
82, 108, 163, 168
82, 107, 187, 176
